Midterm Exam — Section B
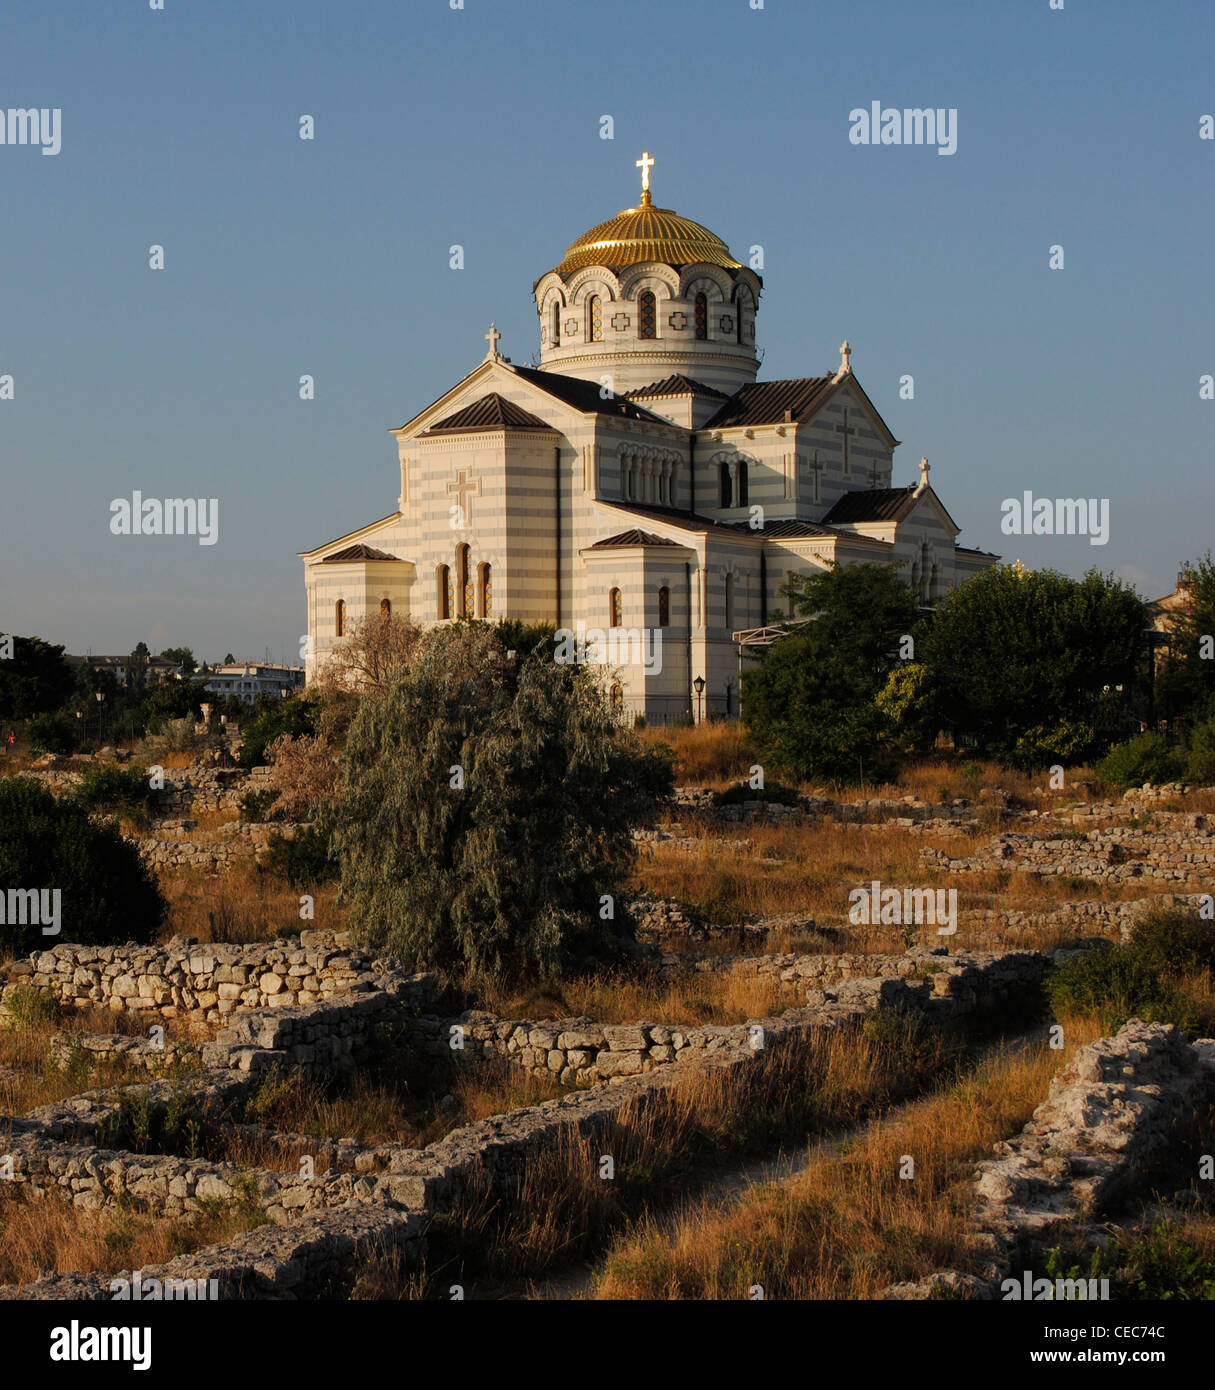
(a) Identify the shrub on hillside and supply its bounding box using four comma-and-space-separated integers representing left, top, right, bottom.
331, 624, 672, 981
1184, 717, 1215, 785
0, 778, 166, 955
1046, 943, 1197, 1034
238, 697, 319, 768
1096, 733, 1187, 791
264, 822, 337, 888
712, 781, 801, 807
1047, 906, 1213, 1034
74, 763, 159, 820
26, 712, 79, 755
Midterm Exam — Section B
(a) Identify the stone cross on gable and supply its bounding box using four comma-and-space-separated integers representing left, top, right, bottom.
808, 450, 824, 501
835, 408, 856, 475
868, 459, 883, 489
447, 468, 481, 527
484, 322, 501, 360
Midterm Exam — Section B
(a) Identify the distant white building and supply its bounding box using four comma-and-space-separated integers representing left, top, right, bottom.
67, 654, 183, 686
204, 662, 305, 706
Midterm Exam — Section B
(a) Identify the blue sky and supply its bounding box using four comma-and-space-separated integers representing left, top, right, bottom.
2, 0, 1212, 663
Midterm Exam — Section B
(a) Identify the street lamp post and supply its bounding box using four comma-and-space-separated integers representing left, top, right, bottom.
95, 691, 105, 746
693, 675, 706, 724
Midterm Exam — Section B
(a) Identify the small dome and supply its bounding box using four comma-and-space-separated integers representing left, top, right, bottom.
554, 198, 742, 276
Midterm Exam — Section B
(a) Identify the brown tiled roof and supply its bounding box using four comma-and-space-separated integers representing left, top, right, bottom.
728, 518, 839, 538
423, 393, 553, 434
599, 502, 763, 540
703, 377, 836, 429
588, 528, 681, 549
627, 374, 729, 401
508, 366, 668, 422
320, 544, 402, 563
820, 487, 919, 525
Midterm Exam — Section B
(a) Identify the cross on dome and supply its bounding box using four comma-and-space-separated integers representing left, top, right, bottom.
636, 150, 655, 205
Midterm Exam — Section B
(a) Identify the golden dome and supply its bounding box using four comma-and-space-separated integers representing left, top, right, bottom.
554, 195, 742, 276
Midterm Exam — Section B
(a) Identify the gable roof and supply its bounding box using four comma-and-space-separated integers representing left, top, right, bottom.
320, 543, 403, 563
626, 374, 729, 402
588, 528, 681, 549
821, 487, 920, 525
421, 392, 554, 435
598, 501, 764, 541
508, 365, 669, 423
729, 518, 839, 539
703, 377, 836, 429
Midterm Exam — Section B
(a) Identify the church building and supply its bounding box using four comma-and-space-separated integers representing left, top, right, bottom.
300, 154, 997, 720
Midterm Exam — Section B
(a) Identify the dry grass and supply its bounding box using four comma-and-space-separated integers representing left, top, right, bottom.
157, 862, 343, 944
376, 1013, 973, 1296
591, 1013, 1106, 1300
481, 967, 791, 1028
0, 1187, 261, 1285
638, 723, 757, 787
0, 1000, 166, 1114
221, 1051, 571, 1154
628, 810, 1184, 952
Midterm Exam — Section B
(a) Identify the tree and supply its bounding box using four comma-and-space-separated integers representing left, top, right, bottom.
159, 646, 197, 675
331, 624, 672, 982
743, 563, 921, 783
0, 778, 166, 955
237, 694, 319, 767
920, 565, 1146, 767
0, 635, 75, 719
1156, 553, 1215, 727
313, 612, 426, 741
126, 642, 151, 700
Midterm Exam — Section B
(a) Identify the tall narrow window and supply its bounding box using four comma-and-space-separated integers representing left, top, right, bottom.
737, 460, 749, 508
694, 292, 708, 340
478, 562, 492, 618
638, 290, 656, 339
589, 294, 603, 342
551, 301, 560, 347
457, 544, 472, 617
334, 599, 346, 637
719, 460, 732, 509
657, 585, 670, 627
380, 598, 391, 618
725, 573, 735, 631
437, 565, 451, 619
609, 587, 623, 628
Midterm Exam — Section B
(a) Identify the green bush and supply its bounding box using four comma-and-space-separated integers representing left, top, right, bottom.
1047, 943, 1197, 1033
712, 781, 801, 807
1096, 733, 1187, 791
332, 624, 670, 981
26, 711, 79, 755
0, 778, 166, 954
239, 788, 281, 822
1185, 718, 1215, 785
265, 822, 337, 888
75, 764, 159, 819
1129, 906, 1215, 977
238, 696, 318, 768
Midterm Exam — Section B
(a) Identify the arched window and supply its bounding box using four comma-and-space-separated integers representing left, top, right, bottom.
478, 562, 492, 618
928, 562, 939, 603
657, 585, 670, 627
609, 587, 623, 628
725, 573, 735, 631
588, 294, 603, 342
638, 290, 656, 339
334, 599, 346, 637
380, 598, 391, 618
719, 460, 732, 509
737, 460, 749, 508
609, 682, 624, 714
437, 564, 451, 619
694, 292, 708, 340
457, 544, 472, 617
551, 301, 561, 347
736, 293, 747, 344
